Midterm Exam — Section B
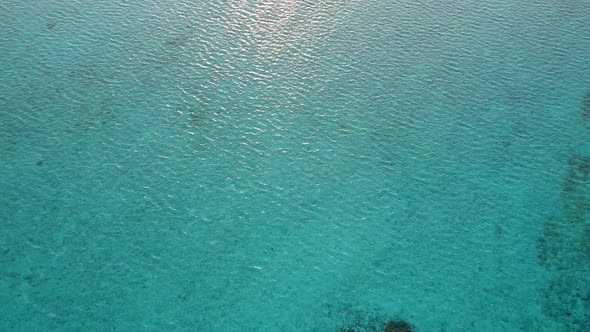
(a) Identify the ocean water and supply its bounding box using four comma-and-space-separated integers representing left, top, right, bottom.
1, 0, 590, 330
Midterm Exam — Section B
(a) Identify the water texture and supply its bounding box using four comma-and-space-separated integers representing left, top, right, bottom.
1, 0, 590, 330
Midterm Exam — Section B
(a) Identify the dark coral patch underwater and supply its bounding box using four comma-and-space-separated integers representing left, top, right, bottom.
538, 90, 590, 331
384, 320, 414, 332
338, 315, 415, 332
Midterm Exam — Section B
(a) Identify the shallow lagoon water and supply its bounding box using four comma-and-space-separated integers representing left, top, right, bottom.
1, 0, 590, 330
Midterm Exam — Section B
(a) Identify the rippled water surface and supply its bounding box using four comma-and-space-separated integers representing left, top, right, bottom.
2, 0, 590, 330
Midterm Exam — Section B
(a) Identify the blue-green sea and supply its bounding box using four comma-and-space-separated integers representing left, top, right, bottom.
1, 0, 590, 331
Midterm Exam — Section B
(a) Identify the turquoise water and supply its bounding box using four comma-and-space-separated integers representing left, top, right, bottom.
1, 0, 590, 330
